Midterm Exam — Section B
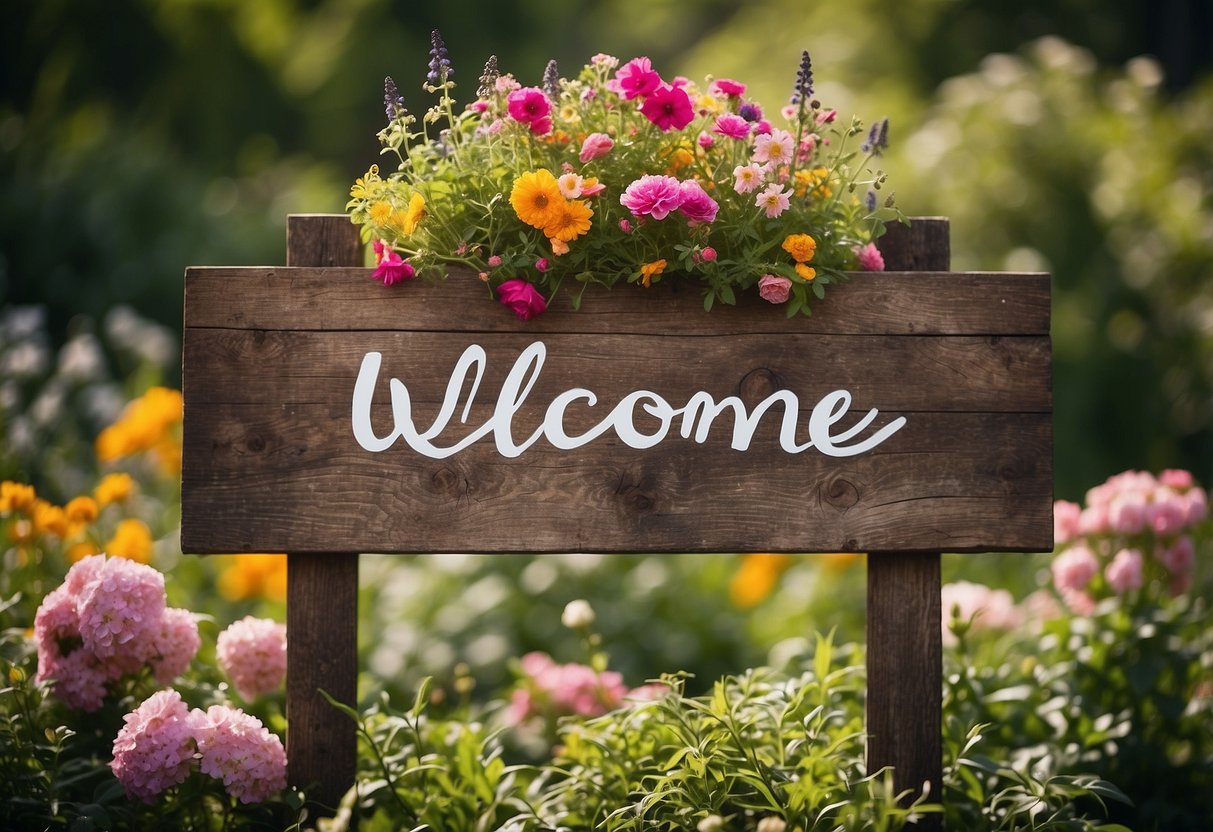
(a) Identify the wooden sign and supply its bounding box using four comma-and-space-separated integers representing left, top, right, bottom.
181, 266, 1050, 556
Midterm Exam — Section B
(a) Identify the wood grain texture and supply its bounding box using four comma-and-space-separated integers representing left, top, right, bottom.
281, 215, 360, 817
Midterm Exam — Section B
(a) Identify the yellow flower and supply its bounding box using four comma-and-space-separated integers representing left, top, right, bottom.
95, 472, 135, 507
95, 387, 182, 469
217, 554, 288, 602
729, 553, 793, 608
665, 146, 695, 175
65, 496, 99, 526
68, 541, 102, 563
793, 167, 832, 199
543, 199, 593, 242
697, 94, 723, 116
782, 233, 817, 263
1, 481, 37, 514
31, 500, 68, 537
369, 201, 393, 224
558, 103, 580, 123
402, 192, 426, 234
510, 169, 564, 230
349, 165, 381, 200
794, 263, 817, 282
639, 259, 667, 288
105, 518, 153, 563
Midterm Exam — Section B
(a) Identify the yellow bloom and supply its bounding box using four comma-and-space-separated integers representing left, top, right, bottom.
729, 553, 793, 608
697, 94, 723, 116
68, 541, 102, 563
349, 165, 381, 200
95, 388, 182, 468
550, 237, 570, 256
510, 169, 564, 230
794, 167, 832, 199
95, 472, 135, 506
402, 192, 426, 234
543, 199, 593, 242
368, 201, 393, 225
558, 103, 580, 123
31, 500, 68, 537
63, 496, 99, 536
217, 554, 288, 602
639, 259, 667, 288
665, 146, 695, 175
794, 263, 817, 282
782, 233, 817, 263
1, 481, 37, 514
105, 518, 153, 563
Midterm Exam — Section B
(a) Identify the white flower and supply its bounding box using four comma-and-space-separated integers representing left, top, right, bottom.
756, 817, 787, 832
697, 815, 724, 832
561, 599, 595, 629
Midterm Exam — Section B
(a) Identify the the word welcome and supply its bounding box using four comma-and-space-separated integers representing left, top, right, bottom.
351, 342, 907, 460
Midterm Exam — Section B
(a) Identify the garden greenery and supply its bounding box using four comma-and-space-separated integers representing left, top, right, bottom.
346, 31, 899, 320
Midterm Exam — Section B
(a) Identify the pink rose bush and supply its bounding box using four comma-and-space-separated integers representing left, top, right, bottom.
33, 554, 199, 711
350, 32, 897, 321
110, 690, 286, 804
217, 615, 287, 701
506, 651, 665, 727
1051, 469, 1207, 610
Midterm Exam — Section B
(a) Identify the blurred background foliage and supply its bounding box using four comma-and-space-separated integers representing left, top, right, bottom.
2, 0, 1212, 693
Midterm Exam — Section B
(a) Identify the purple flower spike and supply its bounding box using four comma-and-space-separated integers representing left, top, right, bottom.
790, 50, 814, 104
543, 59, 560, 99
384, 75, 405, 121
427, 29, 453, 85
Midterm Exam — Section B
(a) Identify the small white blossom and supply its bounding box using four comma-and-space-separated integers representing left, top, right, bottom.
561, 599, 595, 629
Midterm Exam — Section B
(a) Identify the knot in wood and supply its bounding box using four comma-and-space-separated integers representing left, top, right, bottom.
614, 470, 658, 515
823, 476, 860, 511
245, 435, 266, 453
738, 367, 782, 405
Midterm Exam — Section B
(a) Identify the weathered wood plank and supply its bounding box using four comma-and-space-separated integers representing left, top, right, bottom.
183, 267, 1050, 336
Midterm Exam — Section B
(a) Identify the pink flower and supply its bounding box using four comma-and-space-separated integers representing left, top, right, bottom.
1107, 493, 1147, 534
191, 705, 287, 804
111, 690, 197, 803
755, 183, 792, 218
1158, 469, 1194, 489
579, 132, 615, 163
217, 616, 287, 701
1182, 487, 1208, 525
855, 242, 885, 271
1053, 499, 1083, 545
497, 279, 547, 321
611, 57, 662, 100
941, 580, 1023, 645
816, 108, 838, 125
535, 257, 549, 273
1157, 536, 1195, 576
697, 131, 715, 149
700, 246, 717, 262
640, 84, 695, 131
713, 113, 751, 139
150, 607, 200, 685
758, 274, 792, 304
678, 179, 719, 225
1051, 544, 1100, 594
487, 255, 503, 267
507, 87, 553, 129
618, 218, 633, 234
710, 78, 747, 97
373, 249, 416, 285
733, 162, 767, 194
752, 128, 794, 166
1105, 548, 1144, 594
621, 174, 684, 220
76, 555, 165, 664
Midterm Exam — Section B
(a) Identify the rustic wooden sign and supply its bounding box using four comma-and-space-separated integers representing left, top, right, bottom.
180, 215, 1052, 824
181, 263, 1050, 557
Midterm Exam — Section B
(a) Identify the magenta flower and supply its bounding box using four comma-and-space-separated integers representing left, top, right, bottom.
373, 249, 416, 285
507, 86, 553, 126
217, 616, 287, 701
611, 57, 662, 100
535, 257, 549, 272
579, 132, 614, 163
758, 274, 792, 304
640, 84, 695, 131
191, 705, 287, 804
710, 78, 747, 97
713, 113, 751, 140
110, 690, 197, 803
697, 131, 715, 149
497, 278, 547, 321
678, 179, 719, 225
620, 174, 684, 220
855, 242, 885, 271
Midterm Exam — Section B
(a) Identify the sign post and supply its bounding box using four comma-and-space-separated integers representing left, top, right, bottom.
182, 214, 1051, 821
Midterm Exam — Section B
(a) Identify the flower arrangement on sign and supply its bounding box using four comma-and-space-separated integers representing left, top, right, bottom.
347, 30, 902, 321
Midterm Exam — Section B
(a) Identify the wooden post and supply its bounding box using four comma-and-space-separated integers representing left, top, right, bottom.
285, 214, 362, 813
867, 218, 949, 826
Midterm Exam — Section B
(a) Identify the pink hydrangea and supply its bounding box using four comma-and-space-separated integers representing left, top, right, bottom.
507, 87, 553, 134
758, 274, 792, 304
191, 705, 287, 804
47, 648, 109, 712
1053, 499, 1082, 545
508, 651, 629, 723
1051, 543, 1099, 594
150, 607, 201, 685
854, 242, 885, 271
110, 690, 197, 803
678, 180, 719, 225
497, 278, 548, 321
1105, 548, 1144, 594
75, 555, 165, 665
640, 84, 695, 131
941, 580, 1023, 645
579, 132, 614, 163
620, 174, 684, 220
1157, 536, 1195, 577
611, 57, 662, 100
217, 616, 287, 701
713, 113, 751, 140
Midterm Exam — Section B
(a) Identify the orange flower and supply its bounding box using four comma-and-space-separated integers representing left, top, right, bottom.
794, 263, 817, 282
95, 472, 135, 506
729, 553, 793, 608
510, 169, 564, 230
218, 554, 288, 602
781, 233, 817, 263
543, 199, 593, 242
1, 481, 37, 514
640, 259, 667, 288
105, 518, 153, 563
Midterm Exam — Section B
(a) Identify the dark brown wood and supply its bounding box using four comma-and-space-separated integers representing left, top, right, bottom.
282, 214, 361, 815
867, 551, 943, 820
868, 217, 953, 829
